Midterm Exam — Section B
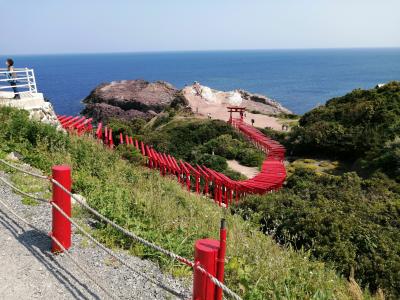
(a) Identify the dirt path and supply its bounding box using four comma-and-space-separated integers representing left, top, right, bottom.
0, 172, 190, 300
227, 160, 259, 179
183, 88, 283, 130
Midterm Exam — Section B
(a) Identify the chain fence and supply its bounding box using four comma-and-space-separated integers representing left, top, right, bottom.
0, 158, 242, 300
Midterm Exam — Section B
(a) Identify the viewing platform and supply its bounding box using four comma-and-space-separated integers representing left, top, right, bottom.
0, 68, 60, 127
0, 68, 47, 109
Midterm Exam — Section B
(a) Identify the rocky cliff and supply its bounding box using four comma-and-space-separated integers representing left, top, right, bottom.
82, 80, 180, 122
81, 80, 292, 123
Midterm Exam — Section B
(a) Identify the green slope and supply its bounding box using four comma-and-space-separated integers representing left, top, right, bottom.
0, 106, 364, 299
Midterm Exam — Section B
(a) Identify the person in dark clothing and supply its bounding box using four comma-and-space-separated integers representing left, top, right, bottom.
5, 58, 20, 99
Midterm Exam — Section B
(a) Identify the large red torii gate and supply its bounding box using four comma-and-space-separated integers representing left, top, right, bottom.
227, 106, 246, 124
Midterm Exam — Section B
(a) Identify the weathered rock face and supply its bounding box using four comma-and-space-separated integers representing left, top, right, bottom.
238, 90, 292, 115
82, 80, 179, 122
182, 84, 293, 115
29, 101, 62, 128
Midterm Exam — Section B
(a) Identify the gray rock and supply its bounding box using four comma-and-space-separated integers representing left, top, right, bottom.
6, 151, 23, 161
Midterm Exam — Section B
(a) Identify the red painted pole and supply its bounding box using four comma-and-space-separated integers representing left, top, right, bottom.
195, 175, 200, 193
109, 128, 114, 148
96, 122, 103, 140
104, 126, 108, 143
193, 239, 220, 300
215, 219, 227, 300
51, 165, 72, 253
119, 132, 124, 144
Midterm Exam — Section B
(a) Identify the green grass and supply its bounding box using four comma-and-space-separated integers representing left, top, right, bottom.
0, 106, 368, 299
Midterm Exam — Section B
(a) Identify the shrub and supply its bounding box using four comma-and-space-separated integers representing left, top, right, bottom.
235, 168, 400, 298
237, 148, 264, 167
288, 81, 400, 178
194, 153, 227, 172
202, 134, 243, 159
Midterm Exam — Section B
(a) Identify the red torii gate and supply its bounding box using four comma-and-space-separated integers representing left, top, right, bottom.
227, 106, 246, 124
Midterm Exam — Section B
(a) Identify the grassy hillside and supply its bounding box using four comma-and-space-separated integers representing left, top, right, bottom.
0, 106, 367, 299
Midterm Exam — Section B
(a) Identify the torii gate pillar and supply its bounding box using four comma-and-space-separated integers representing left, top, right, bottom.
227, 106, 246, 124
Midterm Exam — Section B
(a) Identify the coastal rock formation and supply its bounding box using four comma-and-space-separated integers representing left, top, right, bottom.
81, 80, 292, 126
82, 80, 179, 122
238, 90, 292, 115
182, 84, 292, 115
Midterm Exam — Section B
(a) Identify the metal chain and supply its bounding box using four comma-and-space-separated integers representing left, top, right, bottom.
51, 178, 242, 300
0, 159, 48, 179
0, 197, 114, 300
0, 176, 49, 204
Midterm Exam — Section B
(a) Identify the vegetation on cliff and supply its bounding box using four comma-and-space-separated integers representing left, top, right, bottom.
289, 81, 400, 179
108, 112, 264, 179
0, 106, 367, 299
237, 82, 400, 298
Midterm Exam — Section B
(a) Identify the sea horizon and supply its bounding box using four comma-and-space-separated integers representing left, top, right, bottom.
3, 48, 399, 116
4, 46, 400, 57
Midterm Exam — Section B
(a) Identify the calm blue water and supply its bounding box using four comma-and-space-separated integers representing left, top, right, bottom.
9, 48, 400, 115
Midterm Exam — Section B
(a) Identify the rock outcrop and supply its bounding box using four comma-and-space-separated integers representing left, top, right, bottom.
81, 80, 292, 123
82, 80, 179, 122
29, 101, 61, 128
182, 84, 293, 115
0, 92, 62, 129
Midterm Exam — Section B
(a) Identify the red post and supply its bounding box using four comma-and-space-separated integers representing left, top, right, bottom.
109, 128, 114, 148
193, 239, 220, 300
119, 132, 124, 144
104, 126, 108, 144
51, 165, 72, 253
215, 219, 227, 300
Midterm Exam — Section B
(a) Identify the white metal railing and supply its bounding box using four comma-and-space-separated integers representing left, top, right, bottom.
0, 68, 38, 95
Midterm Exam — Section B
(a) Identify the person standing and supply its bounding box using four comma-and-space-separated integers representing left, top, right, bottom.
6, 58, 20, 99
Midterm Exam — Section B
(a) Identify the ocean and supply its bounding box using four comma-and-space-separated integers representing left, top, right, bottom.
8, 48, 400, 115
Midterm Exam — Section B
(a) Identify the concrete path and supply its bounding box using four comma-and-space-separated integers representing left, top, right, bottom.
0, 173, 190, 300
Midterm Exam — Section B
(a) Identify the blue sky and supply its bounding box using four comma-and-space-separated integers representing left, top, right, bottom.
2, 0, 400, 55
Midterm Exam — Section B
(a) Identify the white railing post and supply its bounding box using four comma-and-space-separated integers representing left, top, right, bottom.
25, 68, 32, 93
29, 69, 37, 93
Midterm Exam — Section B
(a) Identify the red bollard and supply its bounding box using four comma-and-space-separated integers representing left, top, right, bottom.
193, 219, 227, 300
193, 239, 220, 300
51, 165, 72, 253
119, 132, 124, 144
215, 219, 227, 300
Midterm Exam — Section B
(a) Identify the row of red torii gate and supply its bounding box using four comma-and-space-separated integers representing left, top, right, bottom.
56, 107, 286, 207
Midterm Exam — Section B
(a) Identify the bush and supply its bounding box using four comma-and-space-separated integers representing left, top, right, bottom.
237, 148, 264, 167
235, 168, 400, 298
194, 153, 227, 172
202, 134, 243, 159
115, 145, 143, 164
288, 81, 400, 178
